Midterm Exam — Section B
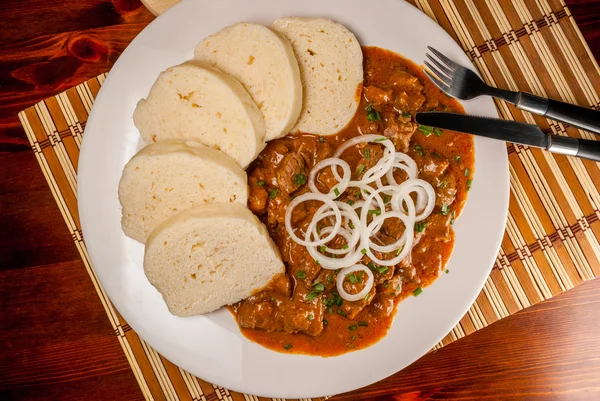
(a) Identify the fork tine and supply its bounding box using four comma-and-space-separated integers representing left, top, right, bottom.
424, 61, 452, 86
426, 53, 454, 76
423, 69, 452, 95
427, 46, 460, 70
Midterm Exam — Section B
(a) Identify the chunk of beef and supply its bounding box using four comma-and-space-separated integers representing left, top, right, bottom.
383, 115, 418, 153
435, 173, 458, 208
314, 269, 337, 292
259, 141, 288, 166
269, 273, 291, 297
287, 245, 321, 284
248, 186, 269, 214
369, 293, 396, 319
315, 141, 334, 164
421, 153, 449, 177
390, 68, 423, 90
356, 143, 384, 171
282, 285, 324, 336
316, 168, 339, 193
339, 294, 371, 320
394, 91, 426, 113
235, 291, 285, 332
364, 85, 393, 107
277, 153, 306, 194
378, 275, 403, 296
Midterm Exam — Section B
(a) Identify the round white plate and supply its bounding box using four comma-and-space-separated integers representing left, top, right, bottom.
78, 0, 509, 397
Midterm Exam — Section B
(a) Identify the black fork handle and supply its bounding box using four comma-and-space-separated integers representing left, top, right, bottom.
517, 92, 600, 135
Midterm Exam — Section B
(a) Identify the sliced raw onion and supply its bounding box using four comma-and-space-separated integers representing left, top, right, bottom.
336, 264, 375, 302
362, 211, 415, 266
284, 135, 437, 272
284, 193, 341, 247
308, 158, 351, 198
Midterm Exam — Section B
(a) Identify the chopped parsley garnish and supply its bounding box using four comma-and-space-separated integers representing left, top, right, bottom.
306, 291, 320, 302
284, 343, 293, 350
419, 125, 433, 137
307, 314, 314, 321
432, 151, 441, 157
454, 155, 460, 163
318, 136, 325, 143
348, 274, 358, 283
333, 187, 340, 197
414, 145, 424, 157
365, 149, 371, 160
356, 164, 365, 175
368, 262, 389, 274
294, 174, 307, 185
402, 112, 411, 118
342, 244, 349, 250
313, 283, 325, 292
349, 325, 358, 331
348, 221, 355, 229
440, 204, 450, 216
337, 309, 347, 318
366, 103, 382, 121
347, 199, 355, 206
413, 287, 423, 296
320, 245, 326, 253
323, 319, 329, 326
368, 209, 382, 216
328, 274, 333, 284
466, 179, 473, 191
269, 189, 278, 199
323, 291, 343, 308
296, 270, 306, 279
361, 248, 367, 255
396, 245, 404, 255
445, 269, 450, 274
382, 194, 392, 203
358, 321, 368, 327
434, 128, 443, 137
415, 222, 427, 233
464, 168, 471, 177
257, 180, 266, 186
438, 181, 448, 189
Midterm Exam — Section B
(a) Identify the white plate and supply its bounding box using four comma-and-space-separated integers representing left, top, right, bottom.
78, 0, 509, 398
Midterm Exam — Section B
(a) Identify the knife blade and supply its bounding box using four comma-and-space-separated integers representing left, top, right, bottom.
415, 112, 600, 162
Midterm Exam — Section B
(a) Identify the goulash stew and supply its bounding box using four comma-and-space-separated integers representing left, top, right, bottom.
231, 47, 474, 356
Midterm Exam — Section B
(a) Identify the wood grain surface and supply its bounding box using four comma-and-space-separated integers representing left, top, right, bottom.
1, 1, 600, 400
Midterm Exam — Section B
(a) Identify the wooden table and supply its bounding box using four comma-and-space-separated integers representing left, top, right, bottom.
1, 1, 600, 400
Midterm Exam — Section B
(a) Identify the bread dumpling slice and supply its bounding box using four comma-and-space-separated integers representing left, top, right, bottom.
144, 203, 284, 316
194, 22, 302, 141
271, 17, 363, 136
133, 61, 266, 168
119, 140, 248, 243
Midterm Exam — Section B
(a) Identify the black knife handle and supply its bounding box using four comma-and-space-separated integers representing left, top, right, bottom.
517, 92, 600, 135
576, 138, 600, 162
549, 135, 600, 162
546, 99, 600, 136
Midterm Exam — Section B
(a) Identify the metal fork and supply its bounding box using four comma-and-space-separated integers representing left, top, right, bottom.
423, 46, 600, 135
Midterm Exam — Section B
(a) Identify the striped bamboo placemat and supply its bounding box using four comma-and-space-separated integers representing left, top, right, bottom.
18, 0, 600, 400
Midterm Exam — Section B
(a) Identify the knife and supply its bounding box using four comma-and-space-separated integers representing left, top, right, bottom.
415, 112, 600, 162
